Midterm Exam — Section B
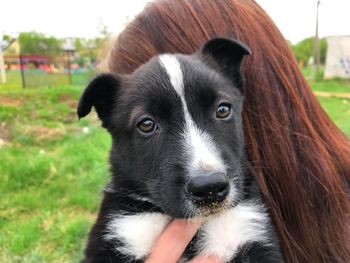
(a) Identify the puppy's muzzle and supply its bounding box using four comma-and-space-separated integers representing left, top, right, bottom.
186, 172, 229, 205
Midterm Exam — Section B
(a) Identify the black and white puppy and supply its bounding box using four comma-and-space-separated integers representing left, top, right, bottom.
78, 38, 285, 263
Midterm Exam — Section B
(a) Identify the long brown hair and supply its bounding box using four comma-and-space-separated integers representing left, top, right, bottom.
106, 0, 350, 262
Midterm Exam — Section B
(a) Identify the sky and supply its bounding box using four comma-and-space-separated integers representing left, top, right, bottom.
1, 0, 349, 44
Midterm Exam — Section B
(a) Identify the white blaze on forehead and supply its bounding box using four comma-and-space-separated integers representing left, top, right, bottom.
158, 54, 184, 96
159, 55, 225, 173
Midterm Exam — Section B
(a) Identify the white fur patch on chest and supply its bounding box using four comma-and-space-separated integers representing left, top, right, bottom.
104, 203, 269, 262
104, 213, 171, 259
197, 202, 270, 262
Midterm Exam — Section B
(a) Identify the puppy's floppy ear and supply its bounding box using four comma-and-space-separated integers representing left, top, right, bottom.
201, 38, 251, 89
77, 73, 120, 127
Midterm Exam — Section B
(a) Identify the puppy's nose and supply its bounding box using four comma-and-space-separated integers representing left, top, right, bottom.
186, 173, 229, 205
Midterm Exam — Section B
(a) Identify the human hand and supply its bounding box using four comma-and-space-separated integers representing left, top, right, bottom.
145, 219, 220, 263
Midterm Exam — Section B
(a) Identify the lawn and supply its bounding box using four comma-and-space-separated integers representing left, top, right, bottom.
0, 86, 110, 262
0, 70, 94, 89
317, 96, 350, 136
0, 79, 349, 262
312, 79, 350, 93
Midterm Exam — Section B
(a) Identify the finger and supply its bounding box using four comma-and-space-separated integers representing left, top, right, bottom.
145, 219, 201, 263
188, 255, 220, 263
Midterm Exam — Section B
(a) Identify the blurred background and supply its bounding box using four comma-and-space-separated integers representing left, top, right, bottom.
0, 0, 349, 262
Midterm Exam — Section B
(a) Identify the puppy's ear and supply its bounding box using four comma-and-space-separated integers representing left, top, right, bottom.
77, 73, 120, 128
201, 38, 251, 89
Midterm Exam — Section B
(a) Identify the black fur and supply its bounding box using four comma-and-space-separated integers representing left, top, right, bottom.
78, 38, 285, 263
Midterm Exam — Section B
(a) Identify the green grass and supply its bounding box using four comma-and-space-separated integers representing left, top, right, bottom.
316, 96, 350, 136
311, 80, 350, 93
310, 79, 350, 136
0, 70, 94, 89
0, 78, 349, 262
0, 86, 110, 262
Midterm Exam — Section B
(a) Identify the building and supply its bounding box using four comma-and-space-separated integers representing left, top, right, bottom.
324, 36, 350, 79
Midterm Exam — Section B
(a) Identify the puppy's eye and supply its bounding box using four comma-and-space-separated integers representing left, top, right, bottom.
216, 103, 231, 119
137, 118, 157, 134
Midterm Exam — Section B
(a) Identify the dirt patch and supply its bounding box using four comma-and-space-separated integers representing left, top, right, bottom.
59, 94, 71, 101
0, 139, 7, 148
0, 123, 10, 141
59, 94, 78, 109
24, 125, 66, 141
314, 91, 350, 99
0, 97, 24, 107
88, 111, 101, 125
0, 123, 11, 147
66, 100, 78, 109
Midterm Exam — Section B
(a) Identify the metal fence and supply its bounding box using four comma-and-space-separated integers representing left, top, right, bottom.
1, 51, 95, 88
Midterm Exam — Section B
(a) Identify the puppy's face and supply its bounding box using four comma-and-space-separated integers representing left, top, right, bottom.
78, 38, 251, 218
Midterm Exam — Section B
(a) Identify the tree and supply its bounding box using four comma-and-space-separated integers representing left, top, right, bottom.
2, 34, 12, 42
71, 22, 112, 66
18, 32, 62, 55
292, 37, 327, 66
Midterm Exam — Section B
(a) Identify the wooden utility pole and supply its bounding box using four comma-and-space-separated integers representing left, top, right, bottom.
313, 0, 321, 79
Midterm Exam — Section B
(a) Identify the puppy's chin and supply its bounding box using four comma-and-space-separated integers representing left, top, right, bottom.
160, 197, 237, 220
155, 182, 240, 219
189, 199, 238, 220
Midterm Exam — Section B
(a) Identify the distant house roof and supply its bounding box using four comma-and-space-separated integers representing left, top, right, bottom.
0, 38, 17, 51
